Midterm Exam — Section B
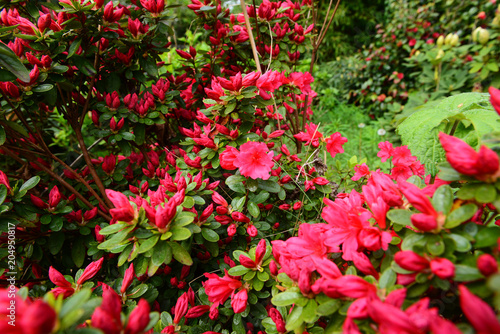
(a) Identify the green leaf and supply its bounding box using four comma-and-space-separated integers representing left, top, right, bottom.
247, 201, 260, 218
258, 180, 281, 193
444, 234, 471, 252
0, 126, 6, 145
444, 204, 477, 229
201, 228, 219, 242
72, 55, 96, 76
67, 38, 82, 59
48, 232, 65, 255
152, 242, 171, 266
257, 270, 269, 281
226, 175, 246, 193
475, 184, 497, 203
426, 235, 445, 256
169, 242, 193, 266
386, 209, 412, 226
228, 265, 251, 276
72, 239, 85, 268
272, 291, 303, 306
475, 227, 500, 248
253, 191, 270, 204
171, 227, 192, 241
19, 176, 40, 192
0, 42, 30, 82
379, 268, 397, 289
0, 185, 7, 206
397, 93, 497, 176
128, 283, 149, 298
285, 305, 303, 331
98, 223, 127, 235
138, 235, 159, 254
432, 185, 453, 214
316, 299, 340, 316
454, 264, 483, 282
59, 289, 91, 318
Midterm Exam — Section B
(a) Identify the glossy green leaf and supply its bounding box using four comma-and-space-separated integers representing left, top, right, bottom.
0, 42, 30, 82
169, 242, 193, 266
432, 185, 453, 214
201, 228, 219, 242
272, 291, 303, 306
138, 235, 159, 254
444, 204, 477, 228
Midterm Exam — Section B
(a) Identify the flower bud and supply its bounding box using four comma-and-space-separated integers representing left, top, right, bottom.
436, 35, 444, 48
477, 254, 498, 276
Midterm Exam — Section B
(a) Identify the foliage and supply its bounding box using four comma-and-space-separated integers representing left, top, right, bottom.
315, 0, 500, 119
0, 1, 500, 334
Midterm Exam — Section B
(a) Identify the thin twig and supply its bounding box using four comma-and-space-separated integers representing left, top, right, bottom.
240, 0, 261, 73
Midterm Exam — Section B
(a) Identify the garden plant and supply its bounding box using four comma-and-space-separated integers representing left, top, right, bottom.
0, 1, 500, 334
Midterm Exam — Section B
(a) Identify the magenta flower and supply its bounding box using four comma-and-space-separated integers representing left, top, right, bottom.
233, 142, 274, 180
325, 132, 348, 158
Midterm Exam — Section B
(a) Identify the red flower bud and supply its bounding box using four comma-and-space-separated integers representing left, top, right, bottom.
239, 254, 257, 268
430, 258, 455, 279
477, 254, 498, 276
77, 258, 104, 285
121, 263, 136, 294
124, 299, 150, 334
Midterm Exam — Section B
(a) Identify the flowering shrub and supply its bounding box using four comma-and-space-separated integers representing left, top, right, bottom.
0, 1, 500, 334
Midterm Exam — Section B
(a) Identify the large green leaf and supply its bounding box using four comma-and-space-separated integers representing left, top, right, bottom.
0, 43, 30, 82
397, 93, 498, 175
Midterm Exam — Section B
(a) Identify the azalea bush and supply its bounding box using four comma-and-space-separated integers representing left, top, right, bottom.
1, 1, 500, 334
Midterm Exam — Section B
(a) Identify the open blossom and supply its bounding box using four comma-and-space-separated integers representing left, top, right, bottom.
203, 269, 242, 305
325, 132, 348, 158
106, 189, 137, 223
294, 123, 323, 147
233, 142, 274, 180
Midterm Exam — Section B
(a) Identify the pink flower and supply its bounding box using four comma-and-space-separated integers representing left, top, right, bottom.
459, 285, 500, 333
430, 258, 455, 279
477, 254, 498, 276
203, 270, 242, 305
439, 132, 499, 181
77, 258, 104, 285
233, 142, 274, 180
489, 86, 500, 115
231, 289, 248, 313
325, 132, 347, 158
220, 146, 239, 170
394, 251, 429, 272
293, 123, 323, 147
106, 189, 137, 223
352, 163, 370, 181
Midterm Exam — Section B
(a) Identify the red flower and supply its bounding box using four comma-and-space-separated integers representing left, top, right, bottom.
106, 189, 137, 223
439, 132, 499, 181
490, 86, 500, 115
325, 132, 348, 158
203, 270, 242, 305
220, 146, 239, 170
430, 258, 455, 279
77, 258, 104, 285
233, 142, 274, 180
459, 285, 500, 333
293, 123, 323, 147
231, 289, 248, 313
477, 254, 498, 276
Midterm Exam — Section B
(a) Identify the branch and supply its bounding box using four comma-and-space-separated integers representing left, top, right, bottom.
73, 125, 114, 209
240, 0, 261, 73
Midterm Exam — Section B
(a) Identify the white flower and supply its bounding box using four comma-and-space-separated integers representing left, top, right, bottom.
377, 129, 386, 136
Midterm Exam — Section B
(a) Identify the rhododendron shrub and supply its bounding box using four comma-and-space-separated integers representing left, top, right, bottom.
0, 0, 500, 333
